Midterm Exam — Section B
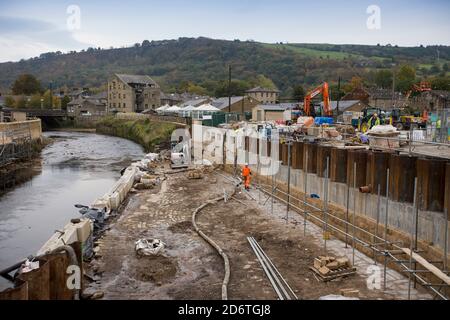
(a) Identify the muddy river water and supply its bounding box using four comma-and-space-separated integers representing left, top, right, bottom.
0, 131, 144, 273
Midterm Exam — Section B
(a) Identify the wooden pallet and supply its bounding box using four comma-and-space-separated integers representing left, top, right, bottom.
310, 266, 357, 282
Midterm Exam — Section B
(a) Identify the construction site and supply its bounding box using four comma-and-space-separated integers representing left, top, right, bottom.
1, 107, 449, 301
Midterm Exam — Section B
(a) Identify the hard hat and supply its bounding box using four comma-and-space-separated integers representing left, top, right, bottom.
374, 113, 378, 117
245, 163, 249, 166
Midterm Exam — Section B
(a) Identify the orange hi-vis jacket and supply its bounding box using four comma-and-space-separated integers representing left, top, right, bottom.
242, 167, 251, 177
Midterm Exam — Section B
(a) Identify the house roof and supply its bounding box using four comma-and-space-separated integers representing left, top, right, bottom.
211, 96, 246, 110
246, 86, 280, 93
161, 92, 182, 101
428, 90, 450, 99
115, 74, 158, 87
366, 88, 403, 99
180, 98, 210, 108
68, 96, 106, 107
90, 91, 107, 100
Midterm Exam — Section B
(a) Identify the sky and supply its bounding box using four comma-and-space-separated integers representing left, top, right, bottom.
0, 0, 449, 62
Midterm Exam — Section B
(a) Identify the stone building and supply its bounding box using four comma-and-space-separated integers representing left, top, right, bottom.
108, 74, 161, 113
67, 92, 107, 117
245, 87, 280, 104
211, 96, 259, 114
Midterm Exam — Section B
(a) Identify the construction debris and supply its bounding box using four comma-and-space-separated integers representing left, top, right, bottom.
135, 239, 165, 257
187, 169, 203, 180
340, 288, 360, 298
311, 256, 356, 282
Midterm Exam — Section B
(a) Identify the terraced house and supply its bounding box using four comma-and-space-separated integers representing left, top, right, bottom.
107, 74, 161, 113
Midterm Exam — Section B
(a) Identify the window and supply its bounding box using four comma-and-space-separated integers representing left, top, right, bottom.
145, 104, 148, 108
113, 103, 116, 108
123, 94, 126, 99
118, 93, 121, 99
123, 84, 126, 90
145, 93, 148, 98
123, 103, 126, 108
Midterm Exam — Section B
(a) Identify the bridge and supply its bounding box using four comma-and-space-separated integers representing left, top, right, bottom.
1, 108, 68, 118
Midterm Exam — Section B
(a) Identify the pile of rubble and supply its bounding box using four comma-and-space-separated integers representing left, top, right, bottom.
311, 255, 356, 281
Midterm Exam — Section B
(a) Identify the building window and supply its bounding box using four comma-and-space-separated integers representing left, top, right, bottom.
123, 84, 126, 90
123, 94, 126, 99
123, 103, 126, 108
145, 93, 148, 98
113, 103, 116, 108
118, 93, 121, 99
145, 104, 148, 108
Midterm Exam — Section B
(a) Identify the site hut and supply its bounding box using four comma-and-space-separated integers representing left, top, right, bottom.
107, 74, 161, 114
245, 86, 281, 105
252, 103, 298, 122
321, 100, 368, 123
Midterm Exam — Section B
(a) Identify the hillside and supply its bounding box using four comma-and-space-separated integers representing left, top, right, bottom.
0, 37, 448, 96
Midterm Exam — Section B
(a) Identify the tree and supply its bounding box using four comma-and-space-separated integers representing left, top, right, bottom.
42, 90, 59, 108
430, 64, 441, 74
11, 74, 42, 95
61, 95, 71, 110
292, 85, 305, 101
375, 70, 393, 89
4, 96, 15, 108
430, 77, 450, 91
252, 75, 277, 89
214, 80, 251, 97
396, 65, 416, 93
343, 76, 363, 93
15, 96, 27, 108
29, 93, 43, 109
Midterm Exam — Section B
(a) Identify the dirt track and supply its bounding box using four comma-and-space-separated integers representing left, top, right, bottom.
85, 166, 429, 300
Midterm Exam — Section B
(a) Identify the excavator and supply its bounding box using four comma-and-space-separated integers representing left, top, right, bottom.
304, 82, 332, 117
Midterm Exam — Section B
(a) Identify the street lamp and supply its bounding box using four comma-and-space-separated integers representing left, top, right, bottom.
40, 98, 44, 109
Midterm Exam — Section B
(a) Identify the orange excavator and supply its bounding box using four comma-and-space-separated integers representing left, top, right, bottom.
304, 82, 332, 117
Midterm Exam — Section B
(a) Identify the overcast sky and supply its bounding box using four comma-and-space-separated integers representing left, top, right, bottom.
0, 0, 449, 62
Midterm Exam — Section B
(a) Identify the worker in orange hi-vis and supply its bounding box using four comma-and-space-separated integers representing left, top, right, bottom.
242, 163, 252, 190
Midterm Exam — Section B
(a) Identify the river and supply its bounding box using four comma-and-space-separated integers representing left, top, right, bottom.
0, 131, 144, 272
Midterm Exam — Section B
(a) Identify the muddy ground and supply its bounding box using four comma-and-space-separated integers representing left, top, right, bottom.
85, 165, 426, 300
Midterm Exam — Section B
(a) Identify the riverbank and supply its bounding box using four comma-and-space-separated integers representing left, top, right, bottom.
0, 137, 52, 195
95, 117, 177, 152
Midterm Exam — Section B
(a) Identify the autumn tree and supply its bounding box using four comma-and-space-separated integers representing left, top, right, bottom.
11, 74, 42, 95
375, 70, 393, 88
292, 85, 305, 101
396, 65, 416, 93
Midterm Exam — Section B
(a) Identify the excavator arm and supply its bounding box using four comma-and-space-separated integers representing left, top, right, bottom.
304, 82, 332, 117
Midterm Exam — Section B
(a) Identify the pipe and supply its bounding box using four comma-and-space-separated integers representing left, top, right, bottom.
192, 187, 236, 300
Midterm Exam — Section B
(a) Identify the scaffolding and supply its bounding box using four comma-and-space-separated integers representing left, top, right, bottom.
253, 142, 449, 300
